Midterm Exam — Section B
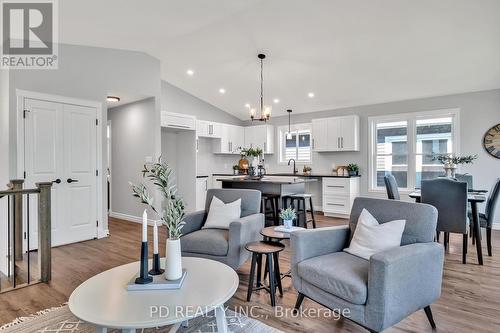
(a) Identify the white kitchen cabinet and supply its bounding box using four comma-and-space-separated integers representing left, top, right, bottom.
312, 115, 359, 152
196, 120, 222, 138
195, 177, 208, 211
322, 177, 360, 218
244, 124, 274, 154
161, 111, 196, 130
214, 124, 244, 154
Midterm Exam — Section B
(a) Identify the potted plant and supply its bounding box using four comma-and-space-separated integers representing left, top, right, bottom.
432, 154, 477, 178
279, 207, 297, 230
347, 163, 359, 176
303, 165, 312, 175
232, 164, 240, 175
130, 158, 185, 280
241, 147, 263, 167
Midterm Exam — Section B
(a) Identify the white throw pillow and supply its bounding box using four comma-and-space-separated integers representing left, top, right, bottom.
344, 209, 406, 260
202, 196, 241, 230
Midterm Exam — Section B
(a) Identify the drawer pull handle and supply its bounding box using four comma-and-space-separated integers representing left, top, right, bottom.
327, 203, 345, 206
327, 185, 344, 188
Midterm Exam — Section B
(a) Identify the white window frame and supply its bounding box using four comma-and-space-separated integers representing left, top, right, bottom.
368, 108, 460, 193
278, 123, 312, 165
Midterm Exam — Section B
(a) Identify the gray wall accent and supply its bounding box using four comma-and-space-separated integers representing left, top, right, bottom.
244, 89, 500, 225
162, 81, 242, 125
7, 43, 162, 231
108, 98, 159, 218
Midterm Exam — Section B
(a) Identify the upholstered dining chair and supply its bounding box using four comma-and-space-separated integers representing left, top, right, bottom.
384, 174, 400, 200
291, 197, 443, 333
455, 173, 473, 189
180, 189, 264, 270
468, 178, 500, 256
421, 178, 470, 264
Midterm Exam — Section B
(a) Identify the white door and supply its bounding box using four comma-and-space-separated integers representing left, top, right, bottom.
327, 118, 341, 151
339, 116, 359, 151
24, 98, 98, 248
312, 119, 328, 151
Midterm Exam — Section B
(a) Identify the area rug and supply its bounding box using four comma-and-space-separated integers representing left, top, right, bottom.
0, 305, 282, 333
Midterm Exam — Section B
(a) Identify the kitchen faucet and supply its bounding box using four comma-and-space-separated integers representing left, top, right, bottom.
288, 158, 298, 174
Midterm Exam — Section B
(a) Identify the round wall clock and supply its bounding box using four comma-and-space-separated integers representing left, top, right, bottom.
483, 123, 500, 159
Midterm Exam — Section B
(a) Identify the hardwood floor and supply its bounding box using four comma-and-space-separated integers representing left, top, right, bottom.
0, 215, 499, 332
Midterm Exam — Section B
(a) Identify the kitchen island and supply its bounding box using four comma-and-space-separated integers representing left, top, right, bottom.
216, 176, 317, 197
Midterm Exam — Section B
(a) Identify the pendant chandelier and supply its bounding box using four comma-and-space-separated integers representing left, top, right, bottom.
286, 109, 293, 139
249, 54, 271, 122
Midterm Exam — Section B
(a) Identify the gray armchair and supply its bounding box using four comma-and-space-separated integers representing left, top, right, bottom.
180, 189, 264, 270
291, 197, 444, 332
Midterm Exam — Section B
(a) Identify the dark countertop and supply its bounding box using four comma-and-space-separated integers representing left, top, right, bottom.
215, 176, 317, 184
196, 175, 209, 178
212, 173, 360, 178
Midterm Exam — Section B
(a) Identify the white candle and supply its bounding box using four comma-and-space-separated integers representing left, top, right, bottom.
153, 220, 159, 254
142, 209, 148, 242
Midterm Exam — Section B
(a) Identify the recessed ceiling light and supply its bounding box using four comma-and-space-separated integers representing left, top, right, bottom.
186, 69, 194, 76
273, 98, 280, 104
245, 103, 251, 108
219, 88, 226, 94
308, 92, 315, 98
107, 96, 120, 102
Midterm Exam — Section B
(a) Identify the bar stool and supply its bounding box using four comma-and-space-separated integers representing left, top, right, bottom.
261, 193, 280, 226
245, 240, 285, 306
282, 193, 316, 228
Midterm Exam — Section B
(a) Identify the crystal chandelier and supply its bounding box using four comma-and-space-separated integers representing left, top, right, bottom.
249, 54, 271, 121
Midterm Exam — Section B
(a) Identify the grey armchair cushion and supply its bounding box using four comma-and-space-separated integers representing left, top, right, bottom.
349, 197, 438, 245
205, 189, 261, 217
180, 228, 229, 256
298, 252, 369, 305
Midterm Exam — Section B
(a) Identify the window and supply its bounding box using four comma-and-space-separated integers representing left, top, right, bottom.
369, 109, 459, 192
279, 123, 312, 163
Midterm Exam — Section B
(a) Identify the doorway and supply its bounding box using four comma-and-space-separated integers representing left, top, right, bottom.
21, 94, 101, 248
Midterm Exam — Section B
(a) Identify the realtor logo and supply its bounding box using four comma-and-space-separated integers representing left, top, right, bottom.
1, 0, 58, 69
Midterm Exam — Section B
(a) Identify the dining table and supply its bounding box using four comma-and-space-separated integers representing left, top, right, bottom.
408, 190, 487, 265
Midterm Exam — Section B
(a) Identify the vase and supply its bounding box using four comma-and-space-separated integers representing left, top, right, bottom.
251, 157, 259, 168
283, 219, 293, 230
165, 238, 182, 280
443, 163, 457, 178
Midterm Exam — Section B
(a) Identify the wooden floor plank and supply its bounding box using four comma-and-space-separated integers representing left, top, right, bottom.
0, 215, 499, 332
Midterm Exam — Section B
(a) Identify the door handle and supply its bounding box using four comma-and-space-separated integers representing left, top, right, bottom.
341, 137, 344, 148
337, 137, 340, 149
67, 178, 79, 183
52, 178, 61, 184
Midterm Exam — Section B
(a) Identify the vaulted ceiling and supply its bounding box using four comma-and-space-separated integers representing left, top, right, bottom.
60, 0, 500, 119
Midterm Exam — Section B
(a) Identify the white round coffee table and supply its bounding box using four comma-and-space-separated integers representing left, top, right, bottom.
68, 257, 238, 333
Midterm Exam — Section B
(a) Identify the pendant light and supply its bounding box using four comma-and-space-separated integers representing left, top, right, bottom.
249, 54, 271, 122
286, 109, 293, 139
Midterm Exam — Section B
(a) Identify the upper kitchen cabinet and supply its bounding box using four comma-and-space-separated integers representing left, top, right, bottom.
213, 124, 244, 154
244, 124, 275, 154
196, 120, 222, 138
312, 115, 359, 152
161, 111, 196, 130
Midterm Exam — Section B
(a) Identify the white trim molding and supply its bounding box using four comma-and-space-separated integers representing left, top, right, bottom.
109, 211, 160, 226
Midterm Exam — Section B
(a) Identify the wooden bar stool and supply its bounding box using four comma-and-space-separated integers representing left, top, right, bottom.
245, 241, 285, 306
282, 193, 316, 228
261, 193, 280, 226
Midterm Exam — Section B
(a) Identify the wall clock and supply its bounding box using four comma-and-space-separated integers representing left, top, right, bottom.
483, 123, 500, 159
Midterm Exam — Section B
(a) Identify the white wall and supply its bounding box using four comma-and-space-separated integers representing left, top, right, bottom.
0, 70, 9, 273
244, 89, 500, 225
108, 98, 160, 220
6, 44, 162, 231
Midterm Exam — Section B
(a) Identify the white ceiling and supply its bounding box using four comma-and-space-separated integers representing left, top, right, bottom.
60, 0, 500, 119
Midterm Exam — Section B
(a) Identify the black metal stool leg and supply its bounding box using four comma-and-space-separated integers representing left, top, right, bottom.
263, 254, 268, 283
273, 252, 283, 296
256, 254, 263, 287
267, 253, 276, 306
309, 197, 316, 228
247, 253, 257, 301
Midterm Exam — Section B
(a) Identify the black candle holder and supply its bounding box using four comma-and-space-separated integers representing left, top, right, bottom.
148, 253, 164, 275
135, 241, 153, 284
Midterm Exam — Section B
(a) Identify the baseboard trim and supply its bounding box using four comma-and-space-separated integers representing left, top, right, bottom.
109, 211, 159, 226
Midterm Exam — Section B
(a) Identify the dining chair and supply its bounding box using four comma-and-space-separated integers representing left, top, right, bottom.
468, 178, 500, 256
384, 174, 400, 200
421, 178, 470, 264
455, 173, 473, 189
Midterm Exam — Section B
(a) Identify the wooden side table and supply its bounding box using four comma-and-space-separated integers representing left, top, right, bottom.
245, 241, 285, 307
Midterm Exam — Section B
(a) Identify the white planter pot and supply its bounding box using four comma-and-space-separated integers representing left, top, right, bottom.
165, 238, 182, 280
283, 219, 293, 230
